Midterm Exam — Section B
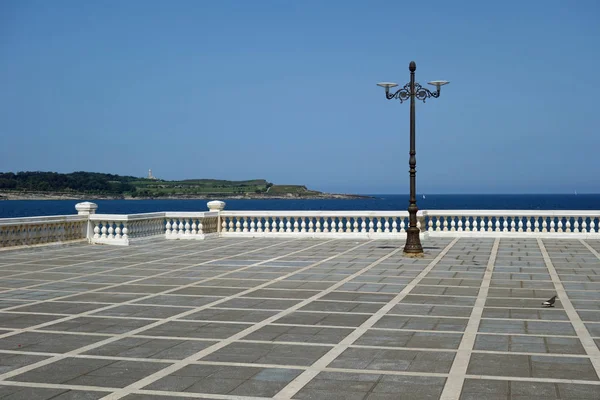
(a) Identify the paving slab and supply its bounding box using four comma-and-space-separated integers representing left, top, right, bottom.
0, 237, 599, 399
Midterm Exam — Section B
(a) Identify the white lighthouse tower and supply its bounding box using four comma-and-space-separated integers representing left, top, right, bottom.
147, 169, 157, 180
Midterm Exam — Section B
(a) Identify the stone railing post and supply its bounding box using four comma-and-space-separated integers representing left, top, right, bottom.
207, 201, 226, 234
75, 202, 98, 242
417, 211, 426, 233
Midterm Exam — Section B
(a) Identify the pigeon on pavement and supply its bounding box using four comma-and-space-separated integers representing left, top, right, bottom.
542, 295, 557, 307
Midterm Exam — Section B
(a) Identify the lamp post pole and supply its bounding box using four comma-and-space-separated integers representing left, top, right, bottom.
377, 61, 449, 255
405, 61, 421, 253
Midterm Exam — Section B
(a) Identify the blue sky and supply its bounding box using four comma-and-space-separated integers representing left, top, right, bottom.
1, 0, 599, 194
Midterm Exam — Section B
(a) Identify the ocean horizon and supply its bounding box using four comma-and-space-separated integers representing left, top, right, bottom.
1, 194, 599, 219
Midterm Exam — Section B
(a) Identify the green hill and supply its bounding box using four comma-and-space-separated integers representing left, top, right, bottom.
0, 171, 323, 198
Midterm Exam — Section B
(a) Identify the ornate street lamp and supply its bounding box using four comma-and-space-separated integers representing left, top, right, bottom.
377, 61, 449, 254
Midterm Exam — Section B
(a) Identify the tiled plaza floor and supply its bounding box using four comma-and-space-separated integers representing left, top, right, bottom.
0, 237, 599, 399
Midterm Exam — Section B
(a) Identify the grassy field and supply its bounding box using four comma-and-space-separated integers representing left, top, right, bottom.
0, 172, 325, 198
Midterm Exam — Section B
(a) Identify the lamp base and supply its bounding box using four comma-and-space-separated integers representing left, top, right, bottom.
403, 227, 423, 255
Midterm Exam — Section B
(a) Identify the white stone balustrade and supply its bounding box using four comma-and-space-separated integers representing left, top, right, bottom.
88, 212, 166, 246
1, 202, 599, 250
422, 210, 600, 238
0, 215, 87, 249
219, 211, 416, 238
164, 212, 219, 240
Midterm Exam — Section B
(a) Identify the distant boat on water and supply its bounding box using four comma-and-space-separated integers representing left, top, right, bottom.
423, 195, 426, 199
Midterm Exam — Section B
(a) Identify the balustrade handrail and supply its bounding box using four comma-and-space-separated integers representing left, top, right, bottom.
165, 211, 219, 218
90, 212, 166, 221
0, 214, 87, 226
423, 210, 600, 217
220, 210, 412, 217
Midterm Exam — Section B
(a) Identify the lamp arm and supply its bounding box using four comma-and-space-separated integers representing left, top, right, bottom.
385, 82, 441, 103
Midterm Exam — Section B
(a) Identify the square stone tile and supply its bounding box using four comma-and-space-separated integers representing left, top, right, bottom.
141, 321, 250, 339
43, 316, 153, 334
0, 353, 49, 374
0, 386, 108, 400
90, 304, 192, 319
144, 364, 302, 397
0, 332, 109, 353
203, 341, 332, 366
329, 347, 455, 372
84, 337, 217, 359
182, 308, 278, 323
374, 315, 469, 332
245, 324, 353, 344
0, 313, 63, 329
277, 312, 370, 327
356, 329, 463, 349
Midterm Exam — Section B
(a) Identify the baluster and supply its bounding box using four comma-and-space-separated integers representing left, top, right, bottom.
503, 218, 508, 232
107, 222, 114, 239
286, 218, 292, 233
435, 217, 442, 231
278, 218, 285, 233
517, 217, 522, 232
450, 218, 456, 232
384, 219, 390, 233
329, 218, 336, 233
472, 217, 480, 232
315, 219, 321, 233
533, 217, 539, 232
443, 217, 449, 231
590, 218, 596, 233
457, 219, 463, 232
368, 218, 374, 233
101, 222, 108, 239
541, 217, 548, 233
550, 219, 556, 233
190, 220, 197, 235
353, 218, 359, 233
308, 218, 314, 233
184, 219, 191, 235
198, 220, 204, 234
301, 218, 307, 233
557, 219, 563, 233
486, 218, 493, 232
573, 218, 580, 233
581, 218, 588, 233
565, 219, 571, 233
293, 218, 299, 232
323, 219, 329, 233
121, 223, 128, 240
361, 219, 367, 233
495, 219, 501, 232
401, 219, 407, 232
346, 218, 352, 233
115, 224, 122, 239
256, 219, 263, 233
376, 218, 382, 233
392, 219, 398, 233
332, 217, 340, 233
249, 218, 255, 233
235, 218, 241, 232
